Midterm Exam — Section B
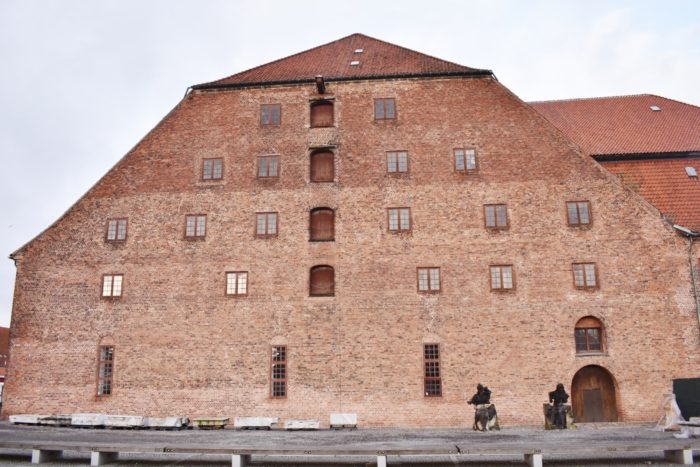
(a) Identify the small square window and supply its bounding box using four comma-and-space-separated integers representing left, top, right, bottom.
490, 265, 514, 290
106, 219, 127, 242
573, 263, 598, 289
374, 98, 396, 120
567, 201, 591, 226
454, 149, 477, 173
256, 212, 278, 237
202, 158, 223, 180
261, 104, 281, 125
258, 155, 279, 178
185, 215, 206, 238
484, 204, 508, 229
102, 274, 123, 298
388, 208, 411, 232
387, 151, 409, 173
226, 271, 248, 296
417, 267, 440, 293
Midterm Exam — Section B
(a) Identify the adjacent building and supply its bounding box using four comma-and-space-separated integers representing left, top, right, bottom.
4, 34, 699, 427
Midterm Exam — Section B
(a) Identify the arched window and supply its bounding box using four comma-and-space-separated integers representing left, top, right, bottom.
310, 100, 334, 127
310, 149, 335, 182
309, 208, 334, 241
310, 265, 334, 296
575, 316, 604, 353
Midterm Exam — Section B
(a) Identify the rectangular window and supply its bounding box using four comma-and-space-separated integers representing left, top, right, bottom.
388, 208, 411, 232
567, 201, 591, 226
256, 212, 278, 237
102, 274, 123, 298
271, 345, 287, 398
575, 328, 602, 352
454, 149, 477, 172
261, 104, 281, 125
423, 344, 442, 397
202, 158, 223, 180
106, 219, 127, 241
97, 345, 114, 396
387, 151, 408, 173
484, 204, 508, 229
185, 215, 206, 238
490, 265, 514, 290
257, 155, 279, 178
374, 98, 396, 120
226, 271, 248, 296
573, 263, 598, 289
417, 267, 440, 292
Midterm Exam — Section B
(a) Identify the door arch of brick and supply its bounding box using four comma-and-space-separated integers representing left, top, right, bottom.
571, 365, 618, 422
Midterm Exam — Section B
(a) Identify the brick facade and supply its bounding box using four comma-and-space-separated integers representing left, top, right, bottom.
4, 45, 700, 427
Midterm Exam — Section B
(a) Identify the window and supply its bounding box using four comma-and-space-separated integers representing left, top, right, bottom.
226, 271, 248, 296
310, 265, 334, 296
185, 215, 206, 238
97, 345, 114, 396
258, 155, 279, 178
490, 265, 514, 290
573, 263, 598, 289
567, 201, 591, 226
202, 158, 223, 180
309, 208, 334, 241
374, 98, 396, 120
417, 267, 440, 293
387, 151, 409, 173
388, 208, 411, 232
423, 344, 442, 397
310, 149, 334, 182
484, 204, 508, 229
260, 104, 281, 125
102, 274, 123, 298
575, 317, 604, 353
271, 345, 287, 398
106, 219, 127, 242
454, 149, 477, 173
256, 212, 278, 237
310, 100, 334, 127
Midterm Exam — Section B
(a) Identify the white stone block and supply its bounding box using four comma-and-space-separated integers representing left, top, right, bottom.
234, 416, 279, 428
10, 414, 41, 425
71, 413, 106, 426
284, 419, 320, 430
330, 413, 357, 426
104, 415, 145, 428
145, 416, 189, 428
38, 415, 72, 426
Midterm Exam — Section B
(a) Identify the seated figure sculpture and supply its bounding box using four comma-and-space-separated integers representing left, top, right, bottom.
546, 383, 571, 429
468, 384, 499, 431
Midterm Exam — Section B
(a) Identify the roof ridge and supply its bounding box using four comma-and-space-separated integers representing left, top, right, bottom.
529, 94, 654, 105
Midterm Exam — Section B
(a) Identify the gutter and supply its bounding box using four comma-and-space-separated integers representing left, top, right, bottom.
673, 224, 700, 331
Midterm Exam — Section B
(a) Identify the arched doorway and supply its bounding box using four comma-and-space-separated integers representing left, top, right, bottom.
571, 365, 618, 422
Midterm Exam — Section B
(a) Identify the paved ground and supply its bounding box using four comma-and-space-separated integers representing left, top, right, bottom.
0, 422, 697, 466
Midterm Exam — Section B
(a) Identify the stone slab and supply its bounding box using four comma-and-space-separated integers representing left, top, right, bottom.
71, 413, 106, 427
284, 419, 320, 430
234, 417, 279, 428
330, 413, 357, 427
104, 415, 146, 428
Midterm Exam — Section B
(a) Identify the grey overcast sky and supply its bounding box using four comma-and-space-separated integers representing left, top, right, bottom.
1, 0, 699, 327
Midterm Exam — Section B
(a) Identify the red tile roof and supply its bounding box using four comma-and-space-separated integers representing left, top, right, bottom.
530, 95, 700, 156
193, 33, 490, 89
601, 158, 700, 231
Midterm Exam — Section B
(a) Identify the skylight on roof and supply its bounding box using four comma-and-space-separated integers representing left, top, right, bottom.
650, 105, 661, 112
350, 60, 360, 66
354, 48, 364, 54
686, 167, 698, 177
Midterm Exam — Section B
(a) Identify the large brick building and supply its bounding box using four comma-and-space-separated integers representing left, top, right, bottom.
4, 34, 699, 427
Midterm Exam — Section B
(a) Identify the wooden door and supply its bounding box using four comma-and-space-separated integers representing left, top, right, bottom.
572, 365, 618, 422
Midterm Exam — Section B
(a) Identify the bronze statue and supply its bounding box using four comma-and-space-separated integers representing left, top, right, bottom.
468, 384, 499, 431
547, 383, 570, 429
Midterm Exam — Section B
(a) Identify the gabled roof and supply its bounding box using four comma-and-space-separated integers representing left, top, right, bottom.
530, 95, 700, 157
193, 33, 491, 89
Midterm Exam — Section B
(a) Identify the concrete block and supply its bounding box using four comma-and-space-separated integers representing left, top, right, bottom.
71, 413, 106, 427
231, 454, 251, 467
377, 454, 387, 467
145, 416, 189, 429
91, 451, 118, 466
104, 415, 146, 428
234, 417, 278, 429
330, 413, 357, 427
284, 419, 320, 430
524, 453, 543, 467
664, 449, 693, 464
31, 449, 62, 464
38, 415, 72, 426
10, 414, 41, 425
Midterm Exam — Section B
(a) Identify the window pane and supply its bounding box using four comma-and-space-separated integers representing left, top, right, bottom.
117, 220, 127, 240
397, 152, 408, 172
490, 267, 501, 289
502, 267, 513, 289
186, 217, 196, 236
578, 202, 590, 224
455, 150, 465, 171
256, 214, 266, 235
237, 273, 247, 294
272, 381, 286, 397
587, 328, 601, 350
387, 152, 397, 172
496, 205, 507, 227
429, 268, 440, 290
466, 150, 476, 170
399, 209, 410, 230
268, 157, 278, 176
425, 361, 440, 377
102, 276, 113, 297
112, 276, 122, 296
226, 273, 237, 295
575, 329, 588, 352
203, 160, 213, 179
258, 158, 267, 177
271, 105, 280, 124
388, 209, 399, 230
567, 202, 579, 224
418, 269, 429, 291
267, 213, 277, 235
375, 99, 384, 119
213, 159, 223, 179
261, 105, 270, 124
385, 99, 395, 119
585, 264, 596, 287
107, 220, 117, 240
197, 216, 206, 236
573, 264, 585, 287
485, 206, 496, 227
424, 344, 439, 359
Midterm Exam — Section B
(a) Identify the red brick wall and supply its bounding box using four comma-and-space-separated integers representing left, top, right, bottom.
4, 76, 699, 427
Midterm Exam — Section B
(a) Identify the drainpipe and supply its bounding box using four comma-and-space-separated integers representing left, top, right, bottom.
673, 225, 700, 330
